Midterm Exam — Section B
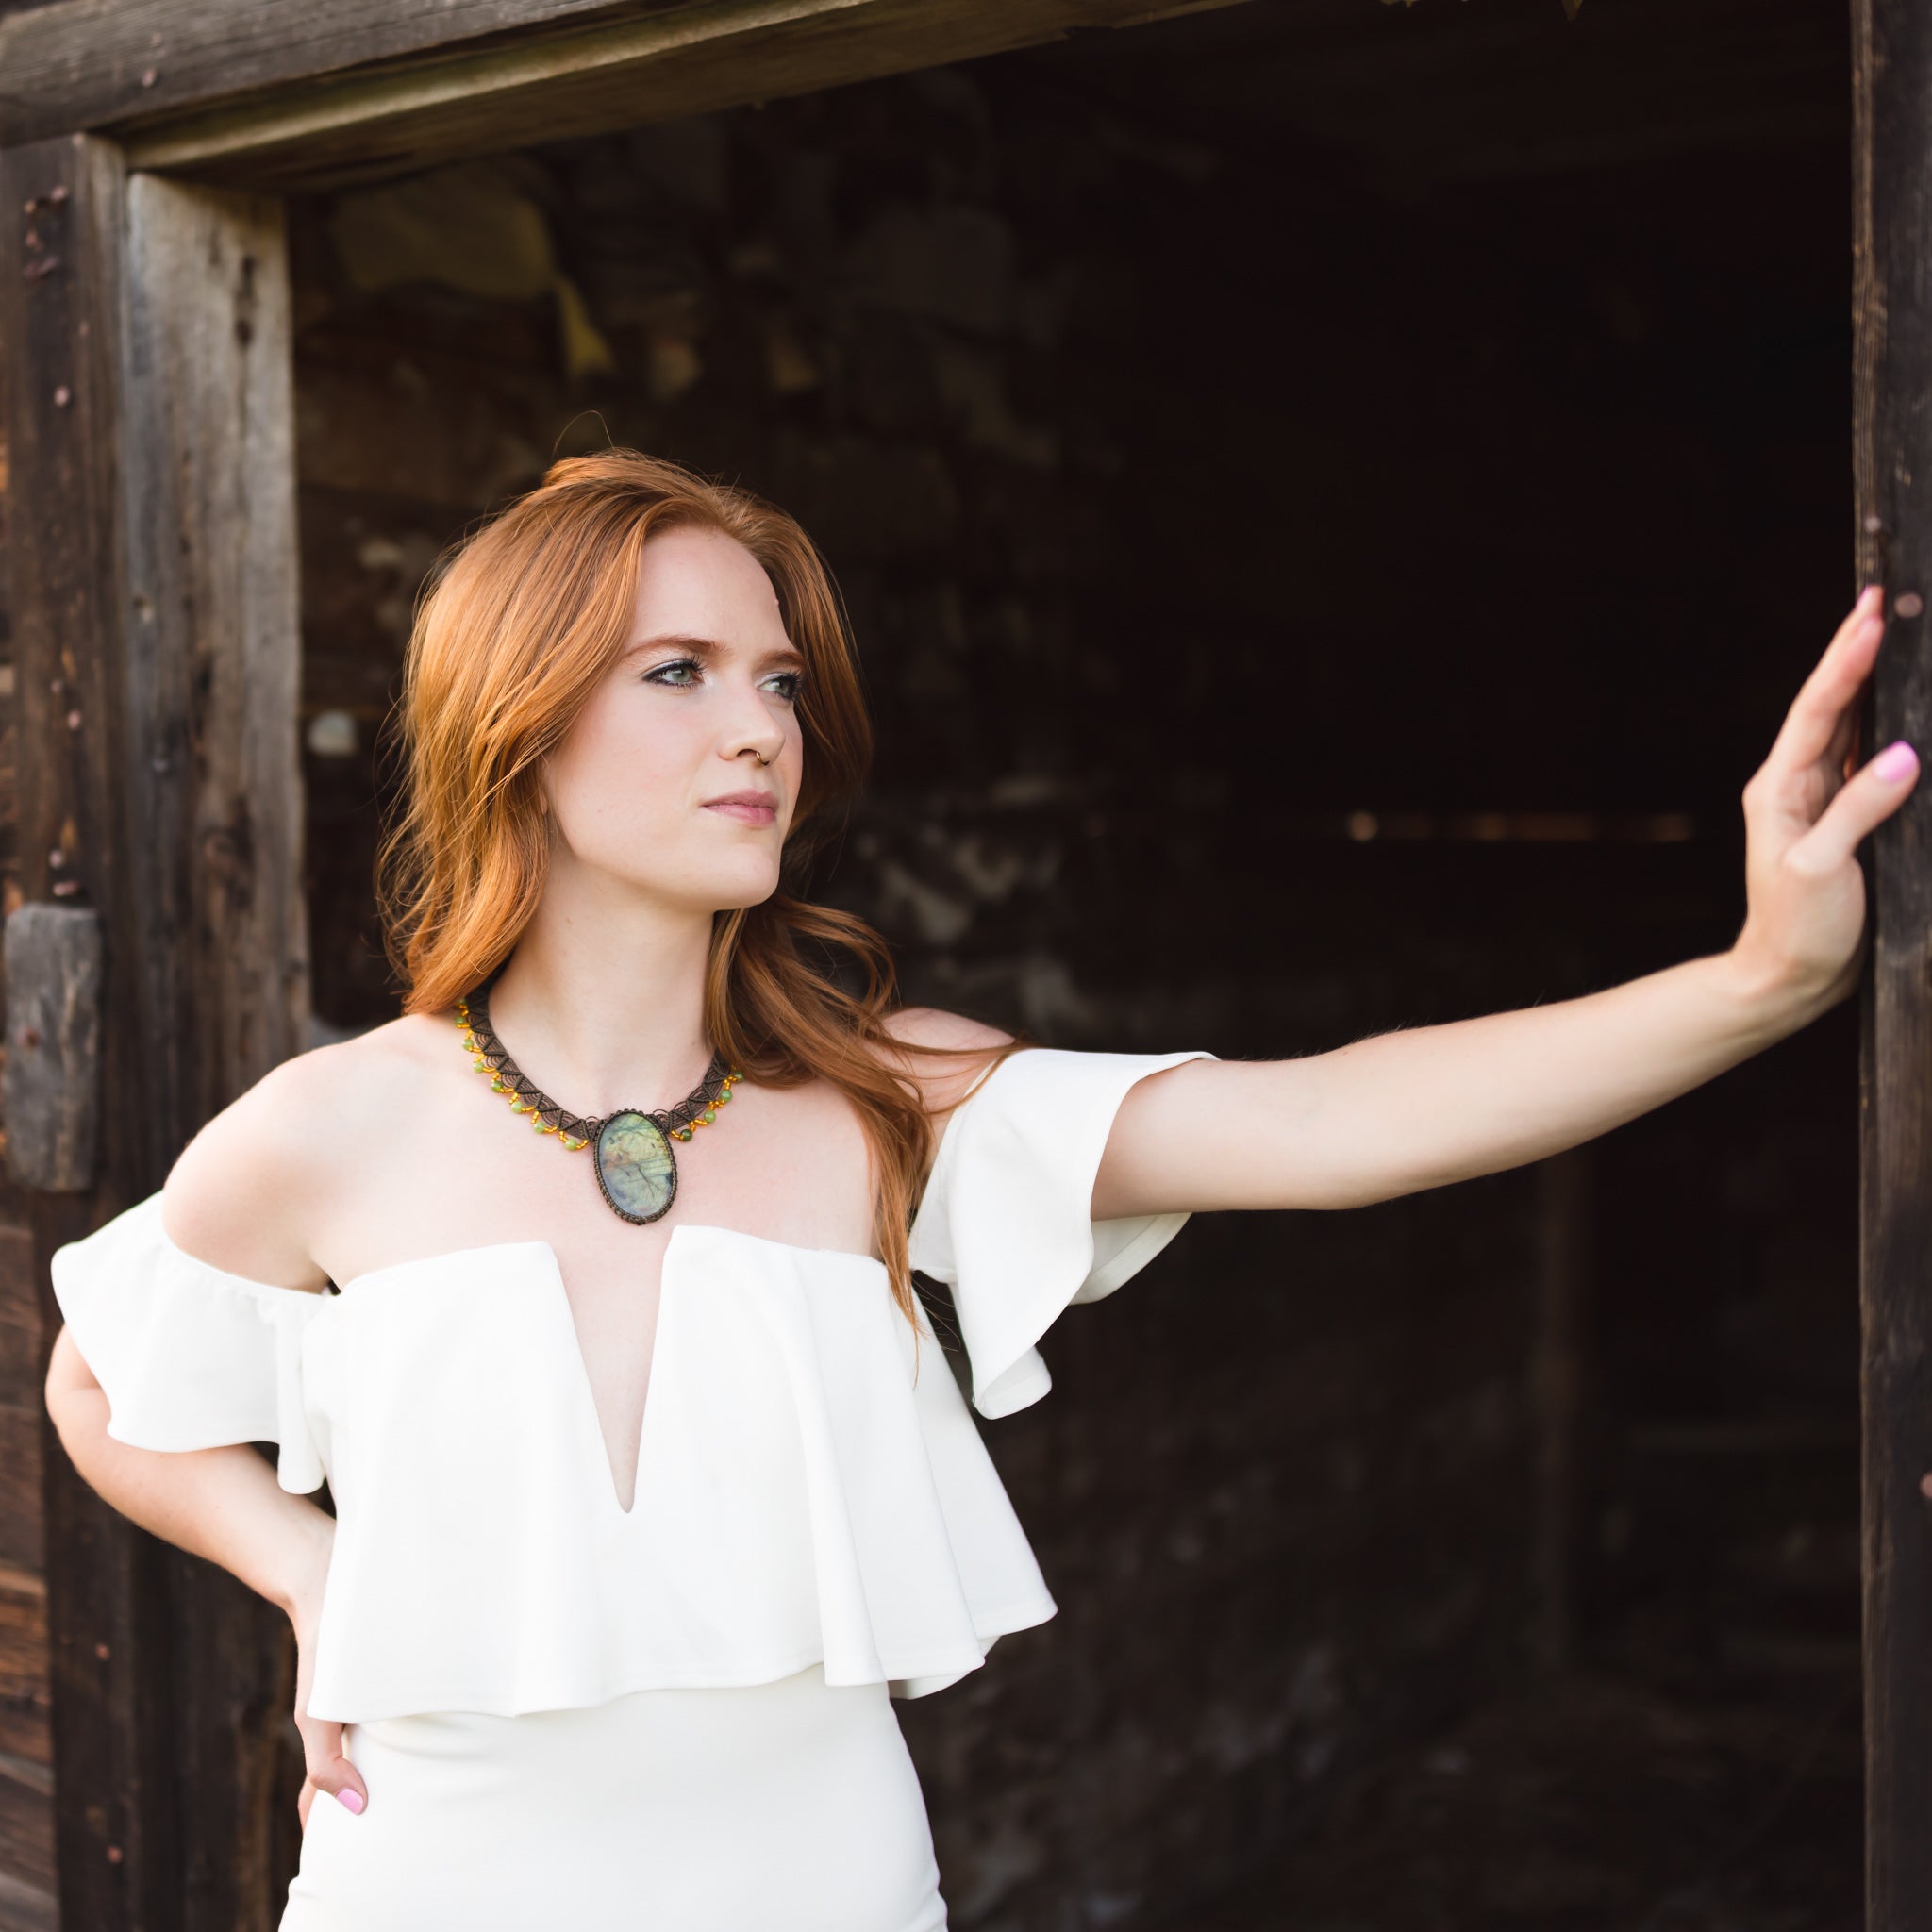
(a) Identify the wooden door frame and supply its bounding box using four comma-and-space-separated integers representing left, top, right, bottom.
0, 0, 1248, 193
0, 135, 309, 1929
1852, 5, 1932, 1925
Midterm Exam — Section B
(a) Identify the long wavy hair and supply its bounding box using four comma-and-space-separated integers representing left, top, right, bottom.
373, 448, 1008, 1324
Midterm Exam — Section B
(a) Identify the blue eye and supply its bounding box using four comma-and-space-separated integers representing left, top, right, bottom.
641, 658, 804, 702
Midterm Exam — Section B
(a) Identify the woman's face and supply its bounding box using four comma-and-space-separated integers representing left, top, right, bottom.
541, 523, 806, 915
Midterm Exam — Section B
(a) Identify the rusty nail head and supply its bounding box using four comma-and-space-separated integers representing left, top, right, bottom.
1898, 592, 1924, 620
52, 385, 70, 408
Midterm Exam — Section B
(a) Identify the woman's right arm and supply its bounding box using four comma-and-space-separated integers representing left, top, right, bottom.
41, 1046, 372, 1822
43, 1325, 334, 1612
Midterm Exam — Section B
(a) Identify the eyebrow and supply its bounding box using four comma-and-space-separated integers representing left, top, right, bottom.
622, 631, 719, 662
622, 632, 806, 672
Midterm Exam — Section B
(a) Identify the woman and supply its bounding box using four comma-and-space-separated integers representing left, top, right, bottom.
41, 450, 1912, 1929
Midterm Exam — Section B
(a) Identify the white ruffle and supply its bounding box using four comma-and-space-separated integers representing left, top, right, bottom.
908, 1045, 1213, 1418
50, 1192, 330, 1494
43, 1043, 1208, 1723
300, 1225, 1065, 1719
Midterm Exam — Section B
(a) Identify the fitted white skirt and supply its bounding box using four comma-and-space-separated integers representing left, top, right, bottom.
279, 1663, 948, 1931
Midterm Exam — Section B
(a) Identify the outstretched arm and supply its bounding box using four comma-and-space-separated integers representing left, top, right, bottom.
1093, 586, 1915, 1218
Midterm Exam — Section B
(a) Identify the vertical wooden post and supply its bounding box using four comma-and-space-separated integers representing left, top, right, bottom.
1853, 6, 1932, 1924
0, 132, 168, 1932
0, 134, 309, 1929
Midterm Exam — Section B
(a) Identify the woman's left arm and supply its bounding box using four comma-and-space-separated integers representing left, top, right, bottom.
1094, 585, 1917, 1218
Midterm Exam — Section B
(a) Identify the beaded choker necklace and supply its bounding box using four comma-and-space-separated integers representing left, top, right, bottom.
456, 974, 742, 1225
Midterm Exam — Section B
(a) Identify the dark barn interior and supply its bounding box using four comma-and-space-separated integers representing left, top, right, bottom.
0, 0, 1866, 1926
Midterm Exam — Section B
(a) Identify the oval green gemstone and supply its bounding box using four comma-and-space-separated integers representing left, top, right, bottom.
699, 1109, 716, 1124
594, 1110, 677, 1222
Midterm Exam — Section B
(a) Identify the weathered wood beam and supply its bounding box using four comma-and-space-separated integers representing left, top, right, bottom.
3, 908, 105, 1195
0, 0, 688, 148
118, 170, 312, 1932
52, 0, 1241, 194
1852, 3, 1932, 1925
0, 135, 171, 1932
0, 133, 310, 1929
113, 172, 309, 1127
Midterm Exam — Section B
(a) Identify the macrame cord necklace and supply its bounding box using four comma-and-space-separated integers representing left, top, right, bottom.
456, 974, 742, 1225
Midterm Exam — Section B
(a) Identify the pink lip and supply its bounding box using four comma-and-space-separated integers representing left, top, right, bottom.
702, 791, 778, 826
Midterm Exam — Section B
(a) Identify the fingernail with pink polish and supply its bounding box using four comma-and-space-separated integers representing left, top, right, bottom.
1874, 741, 1919, 782
335, 1787, 364, 1815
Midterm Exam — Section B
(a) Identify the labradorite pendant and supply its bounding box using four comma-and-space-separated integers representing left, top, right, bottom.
457, 971, 741, 1226
593, 1110, 678, 1224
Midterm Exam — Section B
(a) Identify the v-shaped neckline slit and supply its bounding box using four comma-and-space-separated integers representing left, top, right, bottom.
518, 1236, 648, 1520
333, 1223, 892, 1522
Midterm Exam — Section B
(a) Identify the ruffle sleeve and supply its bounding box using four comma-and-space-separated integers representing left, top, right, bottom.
49, 1191, 331, 1494
908, 1045, 1213, 1420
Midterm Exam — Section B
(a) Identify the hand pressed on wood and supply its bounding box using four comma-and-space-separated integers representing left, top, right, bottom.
1732, 583, 1918, 1012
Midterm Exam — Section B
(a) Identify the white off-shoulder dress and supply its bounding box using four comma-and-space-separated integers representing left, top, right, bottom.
49, 1046, 1208, 1930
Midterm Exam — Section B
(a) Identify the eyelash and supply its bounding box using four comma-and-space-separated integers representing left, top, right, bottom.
643, 658, 806, 704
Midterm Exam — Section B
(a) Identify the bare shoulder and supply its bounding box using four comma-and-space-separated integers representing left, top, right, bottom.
160, 1009, 452, 1291
880, 1007, 1011, 1055
871, 1005, 1017, 1121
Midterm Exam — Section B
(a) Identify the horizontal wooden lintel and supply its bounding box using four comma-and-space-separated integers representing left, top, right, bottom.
4, 0, 1249, 193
